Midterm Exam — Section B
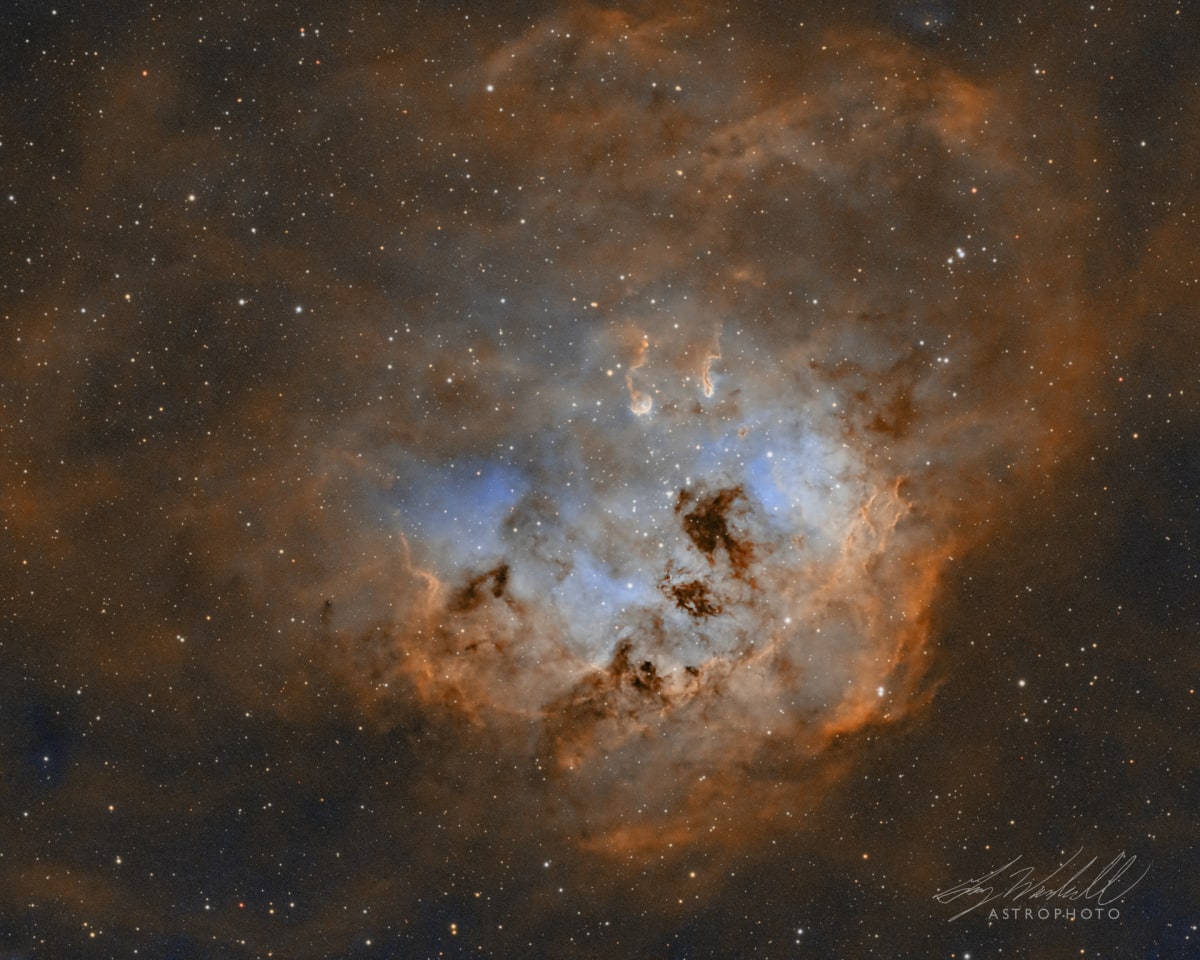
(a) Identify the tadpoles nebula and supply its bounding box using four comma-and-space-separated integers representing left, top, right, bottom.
11, 2, 1177, 953
303, 10, 1100, 854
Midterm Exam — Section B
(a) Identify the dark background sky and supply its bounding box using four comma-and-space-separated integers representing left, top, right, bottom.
1, 2, 1197, 958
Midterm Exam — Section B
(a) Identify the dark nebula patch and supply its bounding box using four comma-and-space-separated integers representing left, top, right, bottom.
675, 485, 755, 578
451, 563, 511, 612
659, 568, 724, 618
631, 660, 663, 695
864, 388, 918, 439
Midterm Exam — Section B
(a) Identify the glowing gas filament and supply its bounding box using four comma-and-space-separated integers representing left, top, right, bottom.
700, 332, 722, 398
626, 333, 653, 415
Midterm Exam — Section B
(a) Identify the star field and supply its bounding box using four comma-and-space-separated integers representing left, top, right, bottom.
1, 2, 1198, 958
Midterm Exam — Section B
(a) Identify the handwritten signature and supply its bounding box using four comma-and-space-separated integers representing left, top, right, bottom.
932, 850, 1150, 921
